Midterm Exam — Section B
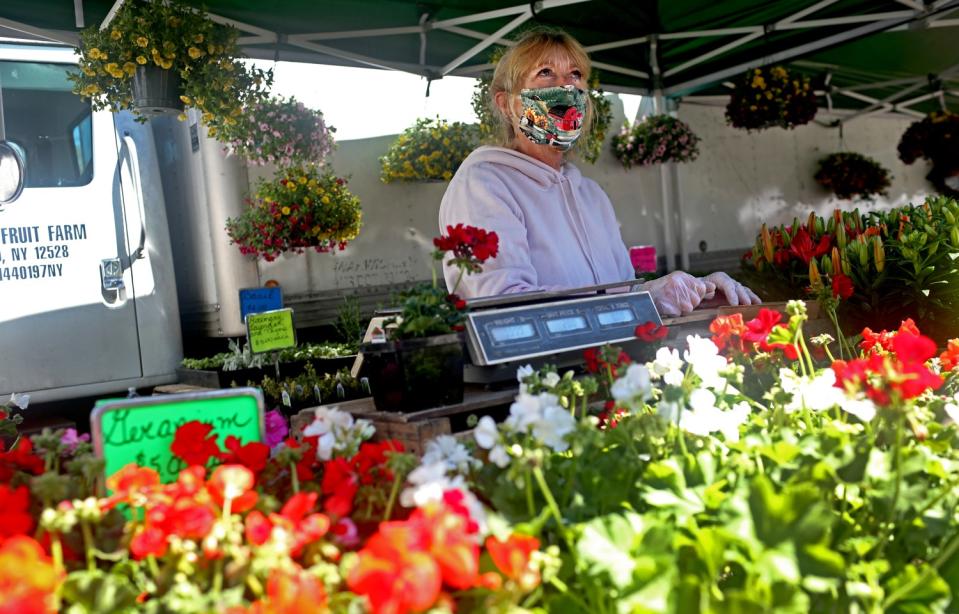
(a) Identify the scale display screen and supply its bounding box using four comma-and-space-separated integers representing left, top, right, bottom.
465, 290, 660, 366
546, 315, 588, 334
597, 308, 635, 326
489, 322, 537, 342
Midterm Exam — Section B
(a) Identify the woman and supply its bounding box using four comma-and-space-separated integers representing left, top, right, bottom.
439, 28, 760, 316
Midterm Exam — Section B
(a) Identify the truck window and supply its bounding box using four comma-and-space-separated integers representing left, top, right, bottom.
0, 60, 94, 188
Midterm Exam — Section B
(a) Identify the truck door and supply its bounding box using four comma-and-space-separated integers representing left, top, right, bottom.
0, 53, 143, 399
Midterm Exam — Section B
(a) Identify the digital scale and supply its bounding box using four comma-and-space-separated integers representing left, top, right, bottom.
357, 281, 662, 385
462, 281, 660, 383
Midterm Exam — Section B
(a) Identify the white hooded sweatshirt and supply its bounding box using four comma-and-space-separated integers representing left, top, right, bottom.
439, 146, 634, 299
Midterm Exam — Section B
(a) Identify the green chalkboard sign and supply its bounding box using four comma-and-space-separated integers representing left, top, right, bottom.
246, 308, 297, 354
91, 388, 264, 484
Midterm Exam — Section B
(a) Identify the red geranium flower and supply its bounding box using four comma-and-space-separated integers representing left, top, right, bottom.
171, 421, 222, 468
635, 321, 668, 342
709, 313, 746, 352
0, 485, 34, 539
743, 308, 783, 343
102, 464, 161, 510
433, 224, 500, 266
0, 438, 45, 483
240, 569, 329, 614
208, 465, 258, 513
486, 533, 540, 582
0, 536, 64, 614
939, 339, 959, 371
130, 526, 168, 560
349, 530, 441, 614
219, 436, 270, 477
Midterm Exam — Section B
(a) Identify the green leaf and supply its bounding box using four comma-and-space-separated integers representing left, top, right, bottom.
61, 570, 139, 614
575, 513, 643, 589
883, 564, 951, 614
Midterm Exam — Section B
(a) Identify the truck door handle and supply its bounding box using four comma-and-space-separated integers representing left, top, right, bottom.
118, 134, 147, 263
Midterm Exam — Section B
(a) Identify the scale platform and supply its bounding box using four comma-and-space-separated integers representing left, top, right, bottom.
462, 282, 661, 384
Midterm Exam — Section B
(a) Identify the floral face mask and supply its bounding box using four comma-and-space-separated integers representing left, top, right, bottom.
517, 85, 586, 151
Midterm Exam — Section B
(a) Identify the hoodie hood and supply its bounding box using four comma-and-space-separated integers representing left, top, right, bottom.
459, 145, 583, 189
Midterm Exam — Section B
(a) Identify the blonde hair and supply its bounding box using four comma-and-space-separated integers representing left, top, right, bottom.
489, 27, 593, 148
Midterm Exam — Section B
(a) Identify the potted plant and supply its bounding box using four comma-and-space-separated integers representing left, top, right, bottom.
725, 65, 818, 131
471, 48, 613, 164
611, 114, 700, 169
740, 196, 959, 344
70, 0, 271, 129
256, 364, 369, 416
814, 152, 891, 200
897, 111, 959, 196
363, 224, 499, 412
379, 117, 479, 182
216, 95, 336, 166
225, 164, 363, 262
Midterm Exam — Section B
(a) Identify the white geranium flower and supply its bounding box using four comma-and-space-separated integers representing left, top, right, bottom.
780, 369, 845, 413
400, 467, 489, 536
303, 406, 371, 461
658, 399, 681, 423
611, 364, 653, 403
506, 392, 553, 431
649, 347, 685, 387
474, 415, 500, 449
681, 398, 749, 442
516, 364, 534, 393
684, 335, 728, 389
842, 397, 877, 423
488, 444, 511, 468
422, 435, 480, 475
543, 372, 561, 388
532, 404, 576, 452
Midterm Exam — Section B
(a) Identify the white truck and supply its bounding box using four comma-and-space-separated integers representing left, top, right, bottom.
0, 42, 283, 404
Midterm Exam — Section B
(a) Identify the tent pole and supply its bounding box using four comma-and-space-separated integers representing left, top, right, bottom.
651, 34, 676, 274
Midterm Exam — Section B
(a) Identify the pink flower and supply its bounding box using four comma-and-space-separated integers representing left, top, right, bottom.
60, 428, 90, 455
264, 409, 289, 448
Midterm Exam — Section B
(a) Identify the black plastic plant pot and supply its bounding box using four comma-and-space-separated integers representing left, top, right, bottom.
131, 65, 184, 116
362, 333, 464, 413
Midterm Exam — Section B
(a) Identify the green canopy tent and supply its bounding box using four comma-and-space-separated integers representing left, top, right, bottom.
1, 0, 957, 114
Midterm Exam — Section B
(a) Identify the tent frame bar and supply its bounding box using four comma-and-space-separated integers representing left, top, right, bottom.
4, 0, 958, 108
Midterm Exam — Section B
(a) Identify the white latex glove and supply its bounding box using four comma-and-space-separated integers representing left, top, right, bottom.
701, 272, 762, 306
642, 271, 715, 316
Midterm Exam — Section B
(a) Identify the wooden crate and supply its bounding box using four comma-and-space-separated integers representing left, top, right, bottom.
291, 386, 519, 456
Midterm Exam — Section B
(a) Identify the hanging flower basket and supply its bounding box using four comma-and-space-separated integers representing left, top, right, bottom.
610, 114, 700, 169
225, 165, 362, 261
725, 65, 818, 131
130, 64, 183, 115
379, 118, 479, 183
216, 96, 336, 167
814, 152, 892, 200
70, 0, 271, 131
898, 112, 959, 196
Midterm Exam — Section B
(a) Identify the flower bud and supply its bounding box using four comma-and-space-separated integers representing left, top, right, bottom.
831, 247, 841, 277
760, 224, 774, 262
807, 211, 817, 235
836, 222, 847, 249
858, 239, 869, 268
821, 254, 833, 275
944, 208, 956, 225
872, 236, 884, 273
808, 259, 822, 290
841, 249, 852, 276
951, 226, 959, 248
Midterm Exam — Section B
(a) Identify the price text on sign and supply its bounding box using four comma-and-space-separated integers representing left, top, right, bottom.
247, 308, 296, 354
239, 286, 283, 322
91, 388, 264, 484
